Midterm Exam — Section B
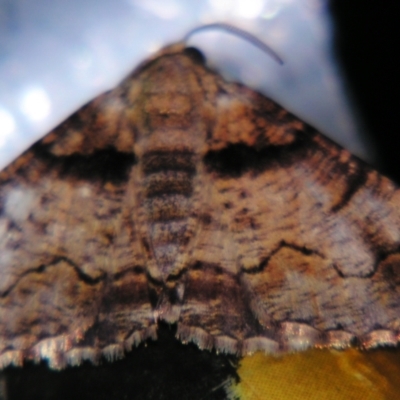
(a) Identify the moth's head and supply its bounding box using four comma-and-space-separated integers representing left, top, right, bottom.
133, 23, 282, 86
133, 42, 205, 76
181, 47, 207, 65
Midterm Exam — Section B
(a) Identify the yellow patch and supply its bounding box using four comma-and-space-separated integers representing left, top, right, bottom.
228, 349, 400, 400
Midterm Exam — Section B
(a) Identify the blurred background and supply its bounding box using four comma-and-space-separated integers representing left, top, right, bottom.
0, 0, 396, 178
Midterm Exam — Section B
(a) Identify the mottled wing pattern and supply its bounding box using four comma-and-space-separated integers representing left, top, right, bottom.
178, 81, 400, 353
0, 43, 399, 369
0, 77, 156, 369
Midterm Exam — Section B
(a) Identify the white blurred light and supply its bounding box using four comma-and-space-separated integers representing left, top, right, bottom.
20, 87, 51, 122
234, 0, 264, 18
130, 0, 182, 19
0, 108, 16, 147
261, 0, 283, 19
208, 0, 264, 18
208, 0, 231, 13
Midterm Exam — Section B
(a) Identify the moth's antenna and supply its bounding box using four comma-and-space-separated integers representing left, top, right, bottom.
184, 23, 284, 65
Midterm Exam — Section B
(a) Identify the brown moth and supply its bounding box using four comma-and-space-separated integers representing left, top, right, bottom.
0, 40, 400, 371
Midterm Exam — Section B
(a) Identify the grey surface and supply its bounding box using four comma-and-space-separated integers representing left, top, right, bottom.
0, 0, 370, 170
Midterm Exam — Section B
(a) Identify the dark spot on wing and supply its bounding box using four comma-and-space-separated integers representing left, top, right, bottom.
32, 144, 135, 184
331, 163, 368, 212
203, 133, 313, 177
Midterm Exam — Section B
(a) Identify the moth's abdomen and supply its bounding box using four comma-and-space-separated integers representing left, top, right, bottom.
140, 149, 197, 278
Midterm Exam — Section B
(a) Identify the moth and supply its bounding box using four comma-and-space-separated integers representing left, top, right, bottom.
1, 37, 400, 371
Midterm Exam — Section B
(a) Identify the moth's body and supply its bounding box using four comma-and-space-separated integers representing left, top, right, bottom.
128, 51, 207, 324
1, 44, 400, 369
133, 52, 204, 283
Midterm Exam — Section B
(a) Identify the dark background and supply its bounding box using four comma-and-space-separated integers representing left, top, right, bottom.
330, 0, 399, 183
3, 324, 238, 400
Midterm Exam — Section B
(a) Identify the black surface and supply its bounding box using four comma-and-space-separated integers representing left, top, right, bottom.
2, 324, 239, 400
329, 0, 399, 183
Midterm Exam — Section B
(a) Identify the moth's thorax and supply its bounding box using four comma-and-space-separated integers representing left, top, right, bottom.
131, 53, 209, 281
131, 53, 210, 154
